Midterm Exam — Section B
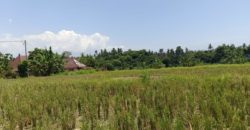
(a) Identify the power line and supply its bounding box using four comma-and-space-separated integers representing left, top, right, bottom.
0, 40, 24, 42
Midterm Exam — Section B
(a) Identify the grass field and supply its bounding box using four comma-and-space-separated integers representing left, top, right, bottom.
0, 64, 249, 130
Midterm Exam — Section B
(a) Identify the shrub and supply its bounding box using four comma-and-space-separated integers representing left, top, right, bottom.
18, 61, 28, 77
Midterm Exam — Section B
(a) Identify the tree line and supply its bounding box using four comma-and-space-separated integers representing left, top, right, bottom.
0, 43, 250, 78
79, 43, 250, 70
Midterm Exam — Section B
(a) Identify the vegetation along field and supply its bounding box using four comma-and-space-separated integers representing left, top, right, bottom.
0, 64, 249, 130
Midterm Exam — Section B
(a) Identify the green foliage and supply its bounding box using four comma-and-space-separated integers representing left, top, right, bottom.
28, 47, 64, 76
140, 71, 150, 83
77, 44, 250, 70
0, 53, 14, 78
79, 48, 164, 70
57, 69, 96, 76
214, 44, 247, 64
18, 61, 28, 77
194, 50, 214, 63
181, 50, 199, 67
62, 51, 72, 58
78, 54, 96, 67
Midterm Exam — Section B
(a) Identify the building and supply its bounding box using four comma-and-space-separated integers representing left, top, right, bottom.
10, 55, 27, 72
64, 57, 87, 71
10, 55, 87, 72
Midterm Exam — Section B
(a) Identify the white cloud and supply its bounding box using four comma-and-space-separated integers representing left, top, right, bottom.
0, 30, 117, 56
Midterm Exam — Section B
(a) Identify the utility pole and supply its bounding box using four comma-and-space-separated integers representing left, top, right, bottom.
0, 40, 28, 59
24, 40, 27, 60
0, 40, 29, 77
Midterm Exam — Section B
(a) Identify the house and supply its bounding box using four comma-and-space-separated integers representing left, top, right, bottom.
10, 55, 87, 72
64, 57, 87, 71
10, 55, 27, 72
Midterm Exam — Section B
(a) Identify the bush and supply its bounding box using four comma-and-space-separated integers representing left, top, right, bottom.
106, 63, 115, 70
18, 61, 28, 77
4, 71, 17, 79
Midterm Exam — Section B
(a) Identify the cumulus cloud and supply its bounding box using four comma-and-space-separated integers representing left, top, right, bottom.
0, 30, 115, 56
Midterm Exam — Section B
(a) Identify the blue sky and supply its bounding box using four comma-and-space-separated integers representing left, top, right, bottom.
1, 0, 250, 55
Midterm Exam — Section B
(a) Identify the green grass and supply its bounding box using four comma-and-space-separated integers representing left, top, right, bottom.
0, 64, 249, 129
55, 69, 97, 76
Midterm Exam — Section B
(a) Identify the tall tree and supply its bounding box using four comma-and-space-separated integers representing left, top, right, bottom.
0, 53, 13, 78
28, 47, 64, 76
208, 43, 213, 50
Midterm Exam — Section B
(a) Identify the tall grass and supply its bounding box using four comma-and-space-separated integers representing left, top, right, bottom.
0, 64, 249, 129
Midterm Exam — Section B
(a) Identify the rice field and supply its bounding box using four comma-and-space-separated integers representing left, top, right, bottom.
0, 64, 249, 130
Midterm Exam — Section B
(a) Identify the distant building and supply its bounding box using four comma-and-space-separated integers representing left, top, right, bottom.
10, 55, 87, 72
64, 57, 87, 71
10, 55, 27, 72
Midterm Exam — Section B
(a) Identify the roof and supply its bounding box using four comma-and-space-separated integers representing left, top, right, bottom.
10, 55, 27, 71
10, 56, 87, 71
64, 57, 86, 70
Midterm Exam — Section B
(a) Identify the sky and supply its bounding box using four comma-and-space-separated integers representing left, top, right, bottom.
1, 0, 250, 56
